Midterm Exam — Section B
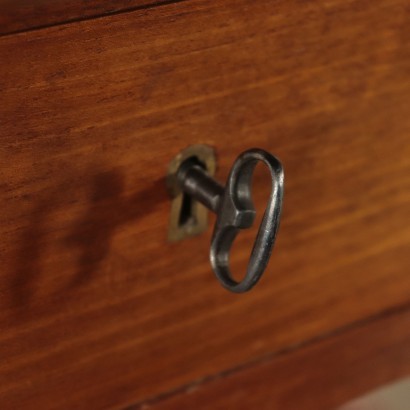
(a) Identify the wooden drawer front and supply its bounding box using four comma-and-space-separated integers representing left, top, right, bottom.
1, 0, 410, 408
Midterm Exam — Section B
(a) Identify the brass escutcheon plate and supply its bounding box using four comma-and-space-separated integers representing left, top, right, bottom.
166, 144, 217, 242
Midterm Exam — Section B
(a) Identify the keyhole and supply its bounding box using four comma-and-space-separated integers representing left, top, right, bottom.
167, 145, 216, 242
177, 157, 205, 228
179, 191, 194, 226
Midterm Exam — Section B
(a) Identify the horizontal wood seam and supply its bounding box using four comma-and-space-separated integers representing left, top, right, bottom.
124, 300, 410, 410
0, 0, 189, 38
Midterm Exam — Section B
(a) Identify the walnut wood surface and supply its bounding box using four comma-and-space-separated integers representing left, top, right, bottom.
0, 0, 410, 408
134, 307, 410, 410
0, 0, 173, 36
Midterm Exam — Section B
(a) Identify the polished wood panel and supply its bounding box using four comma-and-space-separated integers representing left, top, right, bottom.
145, 308, 410, 410
0, 0, 409, 408
0, 0, 172, 35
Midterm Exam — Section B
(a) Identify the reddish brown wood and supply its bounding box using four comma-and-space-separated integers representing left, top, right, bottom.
142, 308, 410, 410
0, 0, 409, 408
0, 0, 176, 36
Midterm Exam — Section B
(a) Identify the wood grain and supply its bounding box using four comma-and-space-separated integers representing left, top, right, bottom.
0, 0, 410, 408
133, 307, 410, 410
0, 0, 178, 36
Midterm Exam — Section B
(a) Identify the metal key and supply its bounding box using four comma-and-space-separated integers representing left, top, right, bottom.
177, 148, 284, 293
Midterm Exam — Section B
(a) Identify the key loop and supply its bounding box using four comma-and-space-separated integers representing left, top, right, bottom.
176, 148, 284, 293
210, 149, 284, 293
